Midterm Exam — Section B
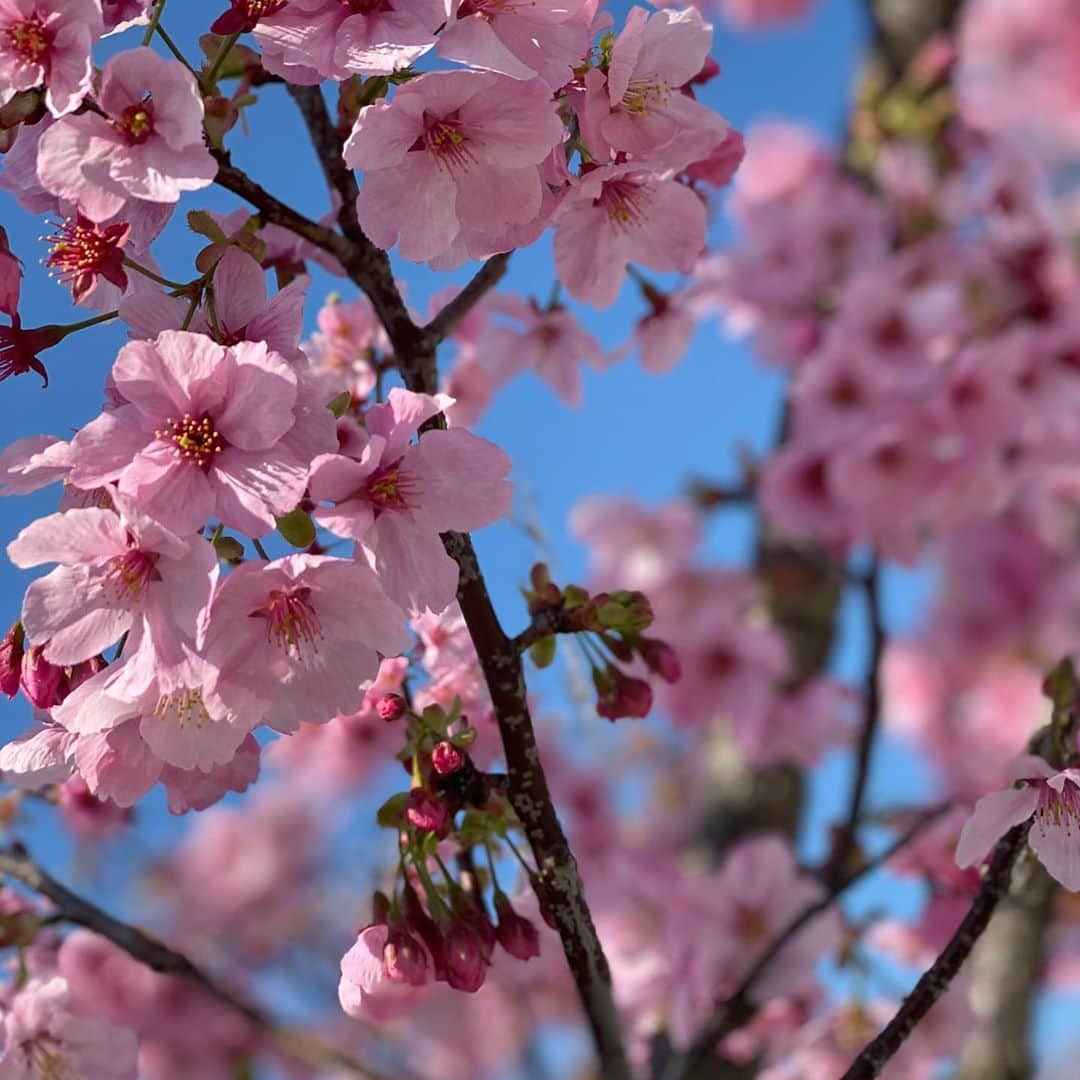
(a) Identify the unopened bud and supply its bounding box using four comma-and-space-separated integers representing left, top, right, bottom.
431, 740, 465, 776
377, 693, 407, 721
0, 623, 25, 698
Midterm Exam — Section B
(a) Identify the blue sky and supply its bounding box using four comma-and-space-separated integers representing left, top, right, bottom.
1, 0, 1073, 1073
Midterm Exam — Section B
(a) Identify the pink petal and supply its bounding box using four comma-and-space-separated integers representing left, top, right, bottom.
955, 787, 1039, 869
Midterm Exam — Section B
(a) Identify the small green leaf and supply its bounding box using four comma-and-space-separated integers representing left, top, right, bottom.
328, 390, 352, 418
529, 635, 557, 670
276, 509, 316, 549
376, 792, 410, 829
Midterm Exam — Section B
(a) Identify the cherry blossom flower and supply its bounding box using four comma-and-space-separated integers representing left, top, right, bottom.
255, 0, 446, 83
202, 554, 411, 734
0, 974, 138, 1079
344, 71, 565, 264
476, 295, 604, 406
119, 247, 309, 365
340, 924, 426, 1021
437, 0, 593, 88
553, 163, 707, 307
66, 329, 336, 537
578, 6, 720, 161
0, 0, 102, 118
7, 496, 217, 667
51, 653, 253, 794
309, 388, 513, 614
36, 47, 216, 222
43, 215, 130, 305
957, 756, 1080, 890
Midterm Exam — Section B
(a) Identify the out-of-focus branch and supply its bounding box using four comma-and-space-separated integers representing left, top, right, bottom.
664, 804, 949, 1080
861, 0, 965, 82
0, 843, 388, 1080
839, 823, 1032, 1080
823, 558, 884, 886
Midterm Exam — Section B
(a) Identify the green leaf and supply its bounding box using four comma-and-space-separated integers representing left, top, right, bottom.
276, 509, 316, 549
529, 635, 557, 670
376, 792, 410, 829
328, 391, 352, 418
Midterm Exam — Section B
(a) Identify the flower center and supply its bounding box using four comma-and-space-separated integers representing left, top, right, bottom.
118, 101, 154, 145
594, 178, 652, 232
411, 111, 477, 176
154, 688, 212, 732
44, 217, 126, 298
366, 462, 416, 512
1035, 780, 1080, 835
240, 0, 288, 15
154, 413, 225, 470
29, 1040, 74, 1080
7, 18, 51, 64
105, 548, 159, 606
252, 585, 323, 659
341, 0, 394, 12
620, 77, 669, 116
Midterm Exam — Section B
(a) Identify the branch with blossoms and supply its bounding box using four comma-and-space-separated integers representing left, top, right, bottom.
1, 0, 1079, 1079
0, 842, 392, 1080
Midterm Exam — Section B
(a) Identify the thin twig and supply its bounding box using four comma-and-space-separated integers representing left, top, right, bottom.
839, 822, 1031, 1079
824, 556, 884, 887
0, 844, 389, 1079
426, 253, 512, 344
664, 804, 951, 1080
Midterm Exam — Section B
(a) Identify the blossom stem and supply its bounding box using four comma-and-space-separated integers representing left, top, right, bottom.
140, 0, 167, 47
0, 842, 392, 1079
121, 257, 188, 291
251, 537, 270, 561
153, 23, 198, 78
202, 31, 242, 92
663, 803, 953, 1080
839, 822, 1032, 1079
56, 310, 120, 338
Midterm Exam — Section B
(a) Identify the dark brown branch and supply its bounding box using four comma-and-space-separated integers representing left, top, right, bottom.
440, 531, 631, 1080
425, 253, 512, 344
211, 141, 630, 1077
664, 804, 950, 1080
0, 843, 387, 1079
839, 822, 1032, 1080
824, 557, 885, 886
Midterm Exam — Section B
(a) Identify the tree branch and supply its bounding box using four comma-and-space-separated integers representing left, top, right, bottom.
839, 822, 1032, 1080
664, 804, 950, 1080
823, 557, 884, 886
0, 843, 388, 1080
425, 253, 512, 344
210, 142, 631, 1078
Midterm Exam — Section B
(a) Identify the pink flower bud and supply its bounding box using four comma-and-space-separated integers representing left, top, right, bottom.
493, 893, 541, 961
0, 318, 63, 387
639, 638, 682, 684
383, 924, 429, 986
377, 693, 407, 721
405, 789, 449, 833
402, 882, 446, 980
594, 666, 653, 721
20, 645, 64, 709
443, 920, 488, 993
0, 623, 25, 699
431, 741, 465, 776
65, 655, 107, 696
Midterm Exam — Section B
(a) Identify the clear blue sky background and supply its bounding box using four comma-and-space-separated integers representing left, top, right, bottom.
0, 1, 1074, 1073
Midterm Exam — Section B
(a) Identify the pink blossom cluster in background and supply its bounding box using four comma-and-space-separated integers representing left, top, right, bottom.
0, 0, 1077, 1078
